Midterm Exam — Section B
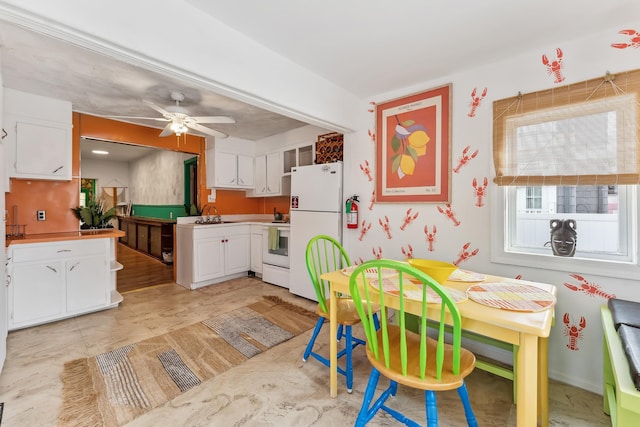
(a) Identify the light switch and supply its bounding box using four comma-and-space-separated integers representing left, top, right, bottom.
37, 210, 46, 221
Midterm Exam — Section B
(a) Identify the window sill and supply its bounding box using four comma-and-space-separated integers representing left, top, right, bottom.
490, 249, 640, 281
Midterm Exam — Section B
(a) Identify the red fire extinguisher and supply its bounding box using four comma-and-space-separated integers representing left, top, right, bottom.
346, 195, 359, 229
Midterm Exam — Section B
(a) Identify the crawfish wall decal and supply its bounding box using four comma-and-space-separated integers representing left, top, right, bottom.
424, 225, 437, 252
453, 145, 479, 173
472, 177, 488, 207
378, 216, 392, 239
358, 220, 372, 241
360, 160, 373, 181
542, 48, 565, 83
399, 208, 419, 231
468, 87, 487, 117
454, 242, 479, 266
611, 29, 640, 49
368, 190, 376, 211
437, 203, 461, 226
563, 313, 586, 351
563, 274, 616, 300
372, 246, 383, 259
401, 244, 414, 259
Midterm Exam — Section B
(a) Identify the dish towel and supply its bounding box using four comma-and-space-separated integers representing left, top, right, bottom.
268, 227, 280, 251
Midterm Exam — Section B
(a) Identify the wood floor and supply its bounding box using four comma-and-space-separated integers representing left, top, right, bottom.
116, 243, 174, 293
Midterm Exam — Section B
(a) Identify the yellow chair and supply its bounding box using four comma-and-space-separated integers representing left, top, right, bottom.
303, 234, 366, 393
349, 259, 478, 426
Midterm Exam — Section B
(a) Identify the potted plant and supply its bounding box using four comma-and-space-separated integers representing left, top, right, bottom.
71, 198, 117, 229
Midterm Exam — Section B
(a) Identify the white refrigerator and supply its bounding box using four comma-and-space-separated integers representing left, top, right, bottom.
288, 162, 343, 301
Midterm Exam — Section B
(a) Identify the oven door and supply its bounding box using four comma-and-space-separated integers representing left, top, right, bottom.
262, 227, 290, 268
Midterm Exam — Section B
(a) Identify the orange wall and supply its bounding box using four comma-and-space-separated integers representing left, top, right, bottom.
5, 113, 289, 235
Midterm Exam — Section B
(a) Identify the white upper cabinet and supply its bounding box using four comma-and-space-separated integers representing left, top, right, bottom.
206, 138, 256, 189
250, 151, 282, 197
211, 151, 254, 189
4, 88, 72, 181
283, 143, 314, 174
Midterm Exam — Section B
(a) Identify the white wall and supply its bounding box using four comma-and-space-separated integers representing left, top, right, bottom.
81, 158, 130, 200
129, 150, 194, 205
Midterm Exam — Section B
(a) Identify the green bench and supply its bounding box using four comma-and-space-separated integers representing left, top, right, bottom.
601, 305, 640, 426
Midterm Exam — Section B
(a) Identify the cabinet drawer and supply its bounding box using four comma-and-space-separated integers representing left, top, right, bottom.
11, 239, 105, 263
192, 224, 250, 240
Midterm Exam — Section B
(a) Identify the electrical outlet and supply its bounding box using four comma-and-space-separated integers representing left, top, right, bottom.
37, 210, 46, 221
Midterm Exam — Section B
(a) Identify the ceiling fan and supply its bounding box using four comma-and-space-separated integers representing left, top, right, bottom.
109, 91, 235, 138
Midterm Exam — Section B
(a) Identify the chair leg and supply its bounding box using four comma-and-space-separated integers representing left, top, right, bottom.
355, 368, 382, 427
425, 390, 438, 427
457, 382, 478, 427
336, 324, 344, 341
345, 325, 354, 392
303, 317, 325, 362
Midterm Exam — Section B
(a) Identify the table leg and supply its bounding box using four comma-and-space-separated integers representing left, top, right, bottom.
537, 337, 549, 426
329, 283, 338, 397
516, 333, 538, 427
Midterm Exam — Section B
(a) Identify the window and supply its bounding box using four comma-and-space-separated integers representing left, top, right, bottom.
492, 69, 640, 272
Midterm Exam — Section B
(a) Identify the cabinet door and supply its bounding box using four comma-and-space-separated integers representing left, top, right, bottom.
237, 154, 255, 187
225, 233, 250, 274
127, 221, 137, 248
14, 121, 72, 180
215, 152, 238, 187
254, 155, 267, 194
66, 255, 108, 313
149, 225, 162, 258
137, 224, 149, 253
250, 233, 263, 273
194, 238, 225, 281
266, 152, 282, 194
11, 261, 64, 326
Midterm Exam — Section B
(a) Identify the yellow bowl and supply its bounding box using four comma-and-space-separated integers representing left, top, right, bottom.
406, 259, 457, 284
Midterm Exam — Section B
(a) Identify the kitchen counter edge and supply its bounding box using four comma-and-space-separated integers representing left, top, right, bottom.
6, 229, 125, 246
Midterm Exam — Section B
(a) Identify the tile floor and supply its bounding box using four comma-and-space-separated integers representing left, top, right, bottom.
0, 277, 611, 426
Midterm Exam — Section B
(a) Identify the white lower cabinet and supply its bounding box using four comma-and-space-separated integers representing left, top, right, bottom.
250, 225, 263, 275
7, 238, 117, 330
177, 224, 250, 289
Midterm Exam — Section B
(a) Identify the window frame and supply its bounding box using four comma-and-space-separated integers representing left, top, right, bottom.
491, 184, 640, 280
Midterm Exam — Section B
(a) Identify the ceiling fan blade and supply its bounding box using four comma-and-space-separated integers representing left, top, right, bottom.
159, 122, 174, 137
190, 116, 236, 124
104, 115, 169, 122
187, 122, 228, 138
142, 99, 171, 117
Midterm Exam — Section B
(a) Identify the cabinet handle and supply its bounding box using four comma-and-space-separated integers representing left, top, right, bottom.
69, 262, 80, 271
6, 274, 11, 286
57, 249, 72, 253
52, 165, 64, 174
46, 265, 57, 273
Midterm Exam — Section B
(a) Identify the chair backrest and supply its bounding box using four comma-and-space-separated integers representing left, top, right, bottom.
305, 235, 351, 313
349, 259, 463, 380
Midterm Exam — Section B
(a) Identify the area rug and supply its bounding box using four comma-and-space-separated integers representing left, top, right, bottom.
59, 295, 317, 427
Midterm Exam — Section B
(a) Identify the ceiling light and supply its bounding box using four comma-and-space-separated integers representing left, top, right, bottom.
92, 150, 109, 155
170, 121, 188, 136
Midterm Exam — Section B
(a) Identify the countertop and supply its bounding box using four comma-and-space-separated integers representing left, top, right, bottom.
6, 229, 125, 246
118, 215, 177, 224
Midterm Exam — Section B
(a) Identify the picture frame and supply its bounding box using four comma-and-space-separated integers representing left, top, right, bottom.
375, 84, 451, 203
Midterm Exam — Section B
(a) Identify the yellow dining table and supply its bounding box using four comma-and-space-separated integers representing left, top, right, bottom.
320, 269, 557, 427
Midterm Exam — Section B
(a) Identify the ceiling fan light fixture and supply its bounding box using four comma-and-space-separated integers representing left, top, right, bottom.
170, 120, 188, 136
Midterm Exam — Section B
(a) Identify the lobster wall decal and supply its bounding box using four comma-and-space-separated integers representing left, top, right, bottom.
542, 48, 565, 83
563, 313, 586, 351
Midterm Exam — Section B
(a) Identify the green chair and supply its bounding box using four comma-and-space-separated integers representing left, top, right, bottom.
349, 259, 477, 426
302, 234, 366, 393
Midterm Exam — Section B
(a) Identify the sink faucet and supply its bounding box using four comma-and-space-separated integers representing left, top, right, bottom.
202, 205, 211, 222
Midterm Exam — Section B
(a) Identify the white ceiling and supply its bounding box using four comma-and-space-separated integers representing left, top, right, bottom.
2, 1, 640, 162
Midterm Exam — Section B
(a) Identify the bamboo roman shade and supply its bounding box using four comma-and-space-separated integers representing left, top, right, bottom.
493, 69, 640, 186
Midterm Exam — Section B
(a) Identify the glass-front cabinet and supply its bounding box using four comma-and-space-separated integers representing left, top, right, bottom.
283, 143, 314, 174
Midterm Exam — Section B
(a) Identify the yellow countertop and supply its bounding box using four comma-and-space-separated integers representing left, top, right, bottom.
6, 229, 125, 246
